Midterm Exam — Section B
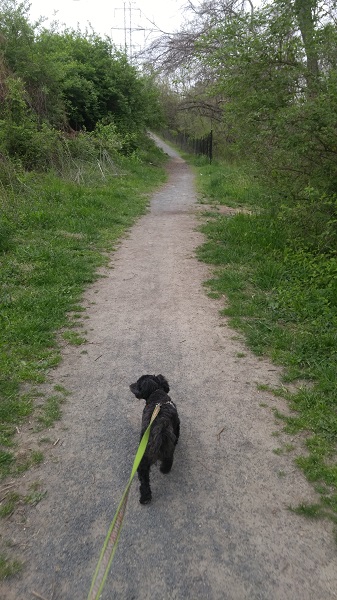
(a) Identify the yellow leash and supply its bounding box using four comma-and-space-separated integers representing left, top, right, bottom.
87, 404, 161, 600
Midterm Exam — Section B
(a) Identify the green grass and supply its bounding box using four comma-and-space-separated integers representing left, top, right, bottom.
35, 385, 70, 430
37, 395, 64, 429
190, 155, 264, 209
0, 138, 167, 478
0, 482, 46, 522
0, 492, 21, 517
0, 553, 22, 580
194, 157, 337, 530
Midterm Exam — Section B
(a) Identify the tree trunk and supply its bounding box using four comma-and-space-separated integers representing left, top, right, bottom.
294, 0, 319, 94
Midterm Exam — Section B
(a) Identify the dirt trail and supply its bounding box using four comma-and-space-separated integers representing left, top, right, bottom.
2, 137, 336, 600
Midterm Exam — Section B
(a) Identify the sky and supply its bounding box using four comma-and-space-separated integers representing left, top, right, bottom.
28, 1, 187, 55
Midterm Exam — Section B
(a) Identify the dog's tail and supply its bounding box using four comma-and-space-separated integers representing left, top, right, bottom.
147, 418, 176, 462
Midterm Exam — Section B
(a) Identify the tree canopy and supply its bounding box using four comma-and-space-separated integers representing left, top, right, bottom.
148, 0, 337, 231
0, 0, 163, 168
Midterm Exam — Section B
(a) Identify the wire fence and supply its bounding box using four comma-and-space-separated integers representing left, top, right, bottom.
160, 129, 213, 163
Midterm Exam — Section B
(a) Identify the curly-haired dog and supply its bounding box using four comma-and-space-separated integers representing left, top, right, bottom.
130, 374, 180, 504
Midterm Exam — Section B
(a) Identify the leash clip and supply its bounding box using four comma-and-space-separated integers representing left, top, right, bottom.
150, 403, 161, 424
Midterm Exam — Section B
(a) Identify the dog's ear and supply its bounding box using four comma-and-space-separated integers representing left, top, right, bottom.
155, 374, 170, 393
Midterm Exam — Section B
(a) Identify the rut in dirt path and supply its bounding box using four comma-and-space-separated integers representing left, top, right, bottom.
2, 138, 336, 600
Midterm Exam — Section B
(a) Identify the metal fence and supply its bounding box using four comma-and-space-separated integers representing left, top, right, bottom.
161, 129, 213, 163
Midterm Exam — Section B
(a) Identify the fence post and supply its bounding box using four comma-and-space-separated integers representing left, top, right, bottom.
209, 130, 213, 164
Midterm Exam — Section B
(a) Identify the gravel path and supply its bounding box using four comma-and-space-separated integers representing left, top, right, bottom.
2, 137, 336, 600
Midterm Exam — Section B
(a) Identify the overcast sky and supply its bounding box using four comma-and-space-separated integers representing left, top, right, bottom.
28, 1, 187, 53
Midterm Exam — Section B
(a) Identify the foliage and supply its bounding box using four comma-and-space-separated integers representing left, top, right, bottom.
152, 0, 337, 261
0, 1, 163, 170
191, 0, 337, 186
194, 156, 337, 526
31, 30, 160, 132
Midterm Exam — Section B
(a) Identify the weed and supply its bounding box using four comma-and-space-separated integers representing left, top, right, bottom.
24, 483, 47, 506
24, 490, 47, 506
37, 395, 64, 428
38, 437, 52, 445
257, 384, 272, 392
63, 332, 87, 346
14, 450, 44, 475
0, 452, 14, 478
273, 448, 284, 456
0, 483, 46, 521
289, 503, 322, 519
0, 553, 22, 580
53, 385, 70, 396
0, 492, 20, 517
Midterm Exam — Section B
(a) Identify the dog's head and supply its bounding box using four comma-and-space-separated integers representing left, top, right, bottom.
129, 374, 170, 400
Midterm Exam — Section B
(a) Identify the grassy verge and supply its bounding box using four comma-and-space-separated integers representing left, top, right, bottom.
0, 138, 167, 479
192, 155, 337, 529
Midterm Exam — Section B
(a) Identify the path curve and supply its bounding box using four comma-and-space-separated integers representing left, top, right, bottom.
3, 138, 336, 600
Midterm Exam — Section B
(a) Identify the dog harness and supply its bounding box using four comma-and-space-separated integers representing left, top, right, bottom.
162, 399, 176, 409
146, 399, 176, 409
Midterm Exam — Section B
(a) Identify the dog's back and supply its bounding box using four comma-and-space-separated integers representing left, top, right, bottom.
146, 408, 178, 463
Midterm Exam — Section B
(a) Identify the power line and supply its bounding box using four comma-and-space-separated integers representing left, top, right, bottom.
111, 2, 158, 60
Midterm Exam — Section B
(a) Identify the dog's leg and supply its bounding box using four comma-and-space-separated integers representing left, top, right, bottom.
160, 455, 174, 474
174, 419, 180, 445
138, 459, 152, 504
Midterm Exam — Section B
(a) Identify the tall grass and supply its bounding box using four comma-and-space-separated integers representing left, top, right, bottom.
193, 156, 337, 528
193, 156, 264, 208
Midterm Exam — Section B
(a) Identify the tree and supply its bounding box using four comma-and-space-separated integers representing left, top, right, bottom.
294, 0, 319, 93
0, 1, 163, 168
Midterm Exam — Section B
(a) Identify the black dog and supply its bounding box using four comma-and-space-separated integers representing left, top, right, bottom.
130, 374, 180, 504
